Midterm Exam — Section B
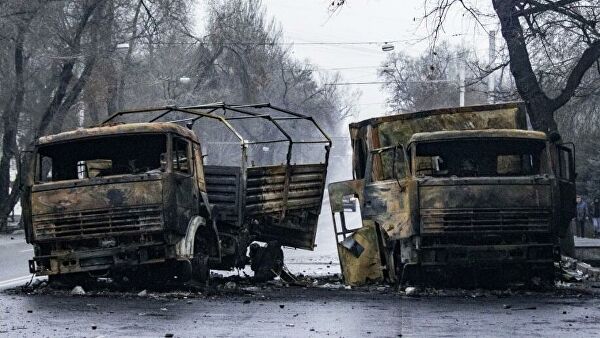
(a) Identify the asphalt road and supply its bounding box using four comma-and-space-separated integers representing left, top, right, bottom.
2, 286, 600, 337
0, 233, 36, 290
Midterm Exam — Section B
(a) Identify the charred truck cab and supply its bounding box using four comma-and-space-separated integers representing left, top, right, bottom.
23, 103, 330, 283
329, 103, 576, 286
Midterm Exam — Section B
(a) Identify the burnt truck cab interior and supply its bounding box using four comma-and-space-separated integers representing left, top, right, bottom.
408, 130, 549, 179
37, 134, 168, 181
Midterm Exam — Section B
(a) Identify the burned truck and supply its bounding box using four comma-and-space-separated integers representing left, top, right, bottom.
22, 103, 330, 283
329, 103, 576, 286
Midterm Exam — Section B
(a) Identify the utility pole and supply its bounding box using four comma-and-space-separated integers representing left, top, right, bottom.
458, 35, 466, 107
459, 59, 465, 107
488, 30, 496, 104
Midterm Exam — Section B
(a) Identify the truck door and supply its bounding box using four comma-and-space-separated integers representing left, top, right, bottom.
556, 144, 576, 236
172, 136, 197, 232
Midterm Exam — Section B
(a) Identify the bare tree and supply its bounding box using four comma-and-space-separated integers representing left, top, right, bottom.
0, 0, 357, 229
336, 0, 600, 133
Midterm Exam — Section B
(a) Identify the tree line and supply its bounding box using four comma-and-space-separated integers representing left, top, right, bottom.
0, 0, 356, 230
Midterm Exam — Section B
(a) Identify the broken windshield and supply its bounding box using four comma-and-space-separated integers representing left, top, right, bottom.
413, 138, 547, 177
37, 134, 167, 182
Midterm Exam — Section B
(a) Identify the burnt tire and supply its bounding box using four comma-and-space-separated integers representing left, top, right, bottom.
249, 241, 284, 282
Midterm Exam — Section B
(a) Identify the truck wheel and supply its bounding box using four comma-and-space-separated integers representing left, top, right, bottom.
249, 241, 284, 282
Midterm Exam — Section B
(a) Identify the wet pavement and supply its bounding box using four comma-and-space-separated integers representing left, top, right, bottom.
0, 233, 36, 289
2, 284, 600, 337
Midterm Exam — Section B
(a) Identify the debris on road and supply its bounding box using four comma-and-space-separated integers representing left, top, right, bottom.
70, 286, 85, 295
404, 287, 418, 296
561, 255, 600, 282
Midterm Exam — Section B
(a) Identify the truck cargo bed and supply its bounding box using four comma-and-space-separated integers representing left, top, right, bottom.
205, 163, 327, 250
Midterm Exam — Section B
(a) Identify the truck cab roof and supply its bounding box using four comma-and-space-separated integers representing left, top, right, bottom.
37, 122, 197, 146
407, 129, 547, 145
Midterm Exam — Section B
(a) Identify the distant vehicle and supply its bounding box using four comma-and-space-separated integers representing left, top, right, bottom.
328, 103, 576, 286
22, 103, 331, 284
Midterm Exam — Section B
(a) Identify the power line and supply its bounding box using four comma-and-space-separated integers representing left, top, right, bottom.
317, 65, 382, 71
133, 38, 412, 47
324, 79, 457, 86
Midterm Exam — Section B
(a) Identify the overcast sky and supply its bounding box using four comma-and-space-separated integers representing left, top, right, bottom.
196, 1, 496, 121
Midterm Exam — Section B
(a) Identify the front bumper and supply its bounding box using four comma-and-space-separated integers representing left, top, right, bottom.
29, 242, 176, 276
418, 243, 556, 267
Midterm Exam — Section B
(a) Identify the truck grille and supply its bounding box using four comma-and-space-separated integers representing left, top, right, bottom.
33, 205, 163, 241
421, 208, 551, 234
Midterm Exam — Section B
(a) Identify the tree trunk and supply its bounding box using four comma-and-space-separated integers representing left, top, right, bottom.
493, 0, 600, 134
493, 0, 555, 133
0, 1, 102, 230
50, 56, 98, 135
117, 0, 142, 111
0, 28, 25, 232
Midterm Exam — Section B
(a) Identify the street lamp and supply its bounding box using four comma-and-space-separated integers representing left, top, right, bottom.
382, 42, 395, 52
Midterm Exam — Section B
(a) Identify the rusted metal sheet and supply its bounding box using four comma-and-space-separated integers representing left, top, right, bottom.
418, 181, 552, 209
31, 178, 163, 217
362, 180, 414, 240
409, 129, 546, 144
245, 165, 325, 213
245, 165, 287, 215
32, 205, 163, 242
328, 179, 364, 213
337, 223, 384, 286
38, 122, 197, 145
204, 163, 326, 249
247, 164, 327, 250
350, 103, 526, 151
204, 165, 242, 224
328, 179, 386, 285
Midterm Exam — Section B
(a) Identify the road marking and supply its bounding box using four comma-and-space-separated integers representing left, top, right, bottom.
0, 275, 33, 287
19, 248, 33, 253
0, 275, 46, 290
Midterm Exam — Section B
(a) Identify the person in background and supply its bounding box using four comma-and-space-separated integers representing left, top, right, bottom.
576, 195, 589, 237
593, 197, 600, 237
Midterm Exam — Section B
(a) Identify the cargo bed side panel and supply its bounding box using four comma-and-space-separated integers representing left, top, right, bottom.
204, 166, 243, 225
248, 164, 327, 250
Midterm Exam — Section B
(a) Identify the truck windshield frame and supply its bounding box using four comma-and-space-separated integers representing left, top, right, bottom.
368, 145, 408, 182
35, 133, 173, 183
410, 137, 549, 178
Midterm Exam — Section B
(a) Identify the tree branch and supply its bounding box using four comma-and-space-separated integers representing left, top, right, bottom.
551, 39, 600, 109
